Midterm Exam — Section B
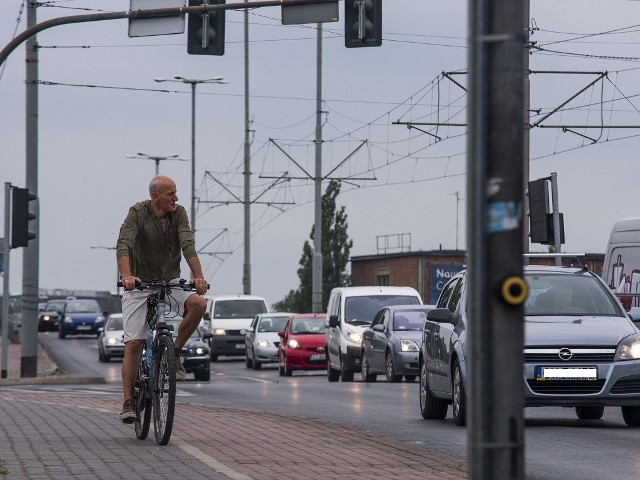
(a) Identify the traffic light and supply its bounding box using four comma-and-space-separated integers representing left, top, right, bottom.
187, 0, 225, 56
344, 0, 382, 48
11, 187, 37, 249
528, 179, 564, 245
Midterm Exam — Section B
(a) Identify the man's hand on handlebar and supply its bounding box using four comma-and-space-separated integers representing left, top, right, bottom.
121, 275, 141, 291
192, 277, 209, 295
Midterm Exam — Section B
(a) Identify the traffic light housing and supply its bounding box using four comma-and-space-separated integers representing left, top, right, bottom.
187, 0, 225, 56
528, 179, 565, 245
11, 187, 37, 249
344, 0, 382, 48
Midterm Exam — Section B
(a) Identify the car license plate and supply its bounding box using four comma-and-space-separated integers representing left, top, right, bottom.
535, 366, 597, 381
310, 354, 326, 361
77, 326, 91, 331
235, 344, 246, 350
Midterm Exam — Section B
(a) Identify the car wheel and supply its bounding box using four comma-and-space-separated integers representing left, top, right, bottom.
245, 353, 253, 368
452, 360, 467, 426
404, 375, 416, 383
361, 352, 377, 382
622, 406, 640, 427
385, 351, 402, 383
575, 406, 604, 420
210, 351, 218, 362
284, 356, 293, 376
340, 355, 354, 382
327, 349, 340, 382
194, 369, 211, 382
98, 347, 105, 363
419, 360, 448, 420
278, 364, 285, 376
58, 328, 66, 339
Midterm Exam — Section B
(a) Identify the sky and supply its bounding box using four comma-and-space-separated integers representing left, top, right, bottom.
3, 0, 640, 307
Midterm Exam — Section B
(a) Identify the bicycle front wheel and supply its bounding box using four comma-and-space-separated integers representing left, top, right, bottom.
134, 347, 152, 440
153, 335, 176, 445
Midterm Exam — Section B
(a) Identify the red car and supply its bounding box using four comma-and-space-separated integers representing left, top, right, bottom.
278, 313, 327, 376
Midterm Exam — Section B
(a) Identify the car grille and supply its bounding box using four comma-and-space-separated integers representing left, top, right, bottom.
227, 330, 244, 336
610, 375, 640, 394
524, 348, 615, 363
527, 379, 605, 394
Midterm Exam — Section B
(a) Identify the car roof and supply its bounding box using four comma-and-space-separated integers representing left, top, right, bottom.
290, 313, 325, 319
204, 294, 267, 301
330, 286, 421, 296
524, 265, 589, 275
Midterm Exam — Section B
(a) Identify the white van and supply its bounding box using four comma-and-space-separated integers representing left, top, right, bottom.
325, 286, 423, 382
603, 218, 640, 310
203, 294, 269, 361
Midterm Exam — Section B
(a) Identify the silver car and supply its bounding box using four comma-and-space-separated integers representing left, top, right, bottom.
419, 264, 640, 427
361, 305, 435, 383
98, 313, 124, 362
245, 313, 291, 370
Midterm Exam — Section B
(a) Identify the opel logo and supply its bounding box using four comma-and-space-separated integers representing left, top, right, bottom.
317, 346, 325, 353
558, 348, 573, 361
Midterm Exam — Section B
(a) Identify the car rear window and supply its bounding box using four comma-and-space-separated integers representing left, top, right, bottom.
213, 300, 268, 319
345, 295, 421, 325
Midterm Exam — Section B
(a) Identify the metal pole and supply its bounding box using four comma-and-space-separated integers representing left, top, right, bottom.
550, 172, 561, 265
311, 24, 323, 313
523, 0, 530, 258
21, 2, 39, 378
191, 82, 197, 238
243, 0, 251, 294
468, 0, 525, 478
1, 183, 11, 379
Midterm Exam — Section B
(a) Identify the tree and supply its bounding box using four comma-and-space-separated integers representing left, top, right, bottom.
273, 180, 353, 312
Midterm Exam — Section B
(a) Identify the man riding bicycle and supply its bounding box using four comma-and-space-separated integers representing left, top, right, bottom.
117, 175, 208, 423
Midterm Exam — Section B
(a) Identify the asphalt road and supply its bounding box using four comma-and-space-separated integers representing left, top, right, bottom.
39, 332, 640, 480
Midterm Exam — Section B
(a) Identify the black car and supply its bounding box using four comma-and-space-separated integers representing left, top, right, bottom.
165, 318, 213, 381
38, 299, 67, 332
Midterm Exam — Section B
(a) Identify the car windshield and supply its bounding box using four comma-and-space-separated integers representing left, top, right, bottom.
257, 316, 289, 332
345, 295, 421, 325
291, 317, 325, 334
393, 310, 428, 331
65, 300, 101, 313
213, 300, 267, 319
525, 273, 621, 317
107, 317, 123, 331
45, 301, 65, 311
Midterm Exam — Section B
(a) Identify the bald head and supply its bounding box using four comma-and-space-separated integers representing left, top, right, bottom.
149, 175, 176, 197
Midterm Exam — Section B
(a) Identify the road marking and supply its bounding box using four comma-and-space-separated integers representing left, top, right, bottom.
172, 437, 253, 480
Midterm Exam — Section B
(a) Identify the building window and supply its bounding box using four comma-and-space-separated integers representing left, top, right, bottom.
377, 274, 390, 286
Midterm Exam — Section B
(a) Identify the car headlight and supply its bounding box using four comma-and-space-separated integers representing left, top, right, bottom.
213, 328, 227, 335
63, 316, 73, 324
194, 347, 207, 355
107, 337, 118, 345
257, 340, 269, 348
43, 315, 51, 321
96, 316, 105, 324
400, 339, 419, 352
615, 334, 640, 361
345, 330, 362, 344
287, 339, 300, 349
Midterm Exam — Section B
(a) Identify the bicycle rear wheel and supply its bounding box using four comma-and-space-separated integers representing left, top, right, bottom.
153, 335, 176, 445
134, 348, 152, 440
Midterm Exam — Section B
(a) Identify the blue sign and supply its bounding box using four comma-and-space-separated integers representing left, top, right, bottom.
429, 264, 464, 304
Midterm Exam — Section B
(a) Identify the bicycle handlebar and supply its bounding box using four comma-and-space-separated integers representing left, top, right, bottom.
116, 279, 210, 291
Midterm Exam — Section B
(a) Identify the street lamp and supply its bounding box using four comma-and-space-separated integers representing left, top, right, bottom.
154, 75, 230, 238
90, 245, 120, 299
126, 152, 187, 176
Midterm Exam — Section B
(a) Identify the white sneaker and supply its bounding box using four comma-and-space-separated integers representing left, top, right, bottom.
175, 354, 187, 381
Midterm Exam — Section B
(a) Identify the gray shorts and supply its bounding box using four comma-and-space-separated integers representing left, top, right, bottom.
121, 281, 196, 342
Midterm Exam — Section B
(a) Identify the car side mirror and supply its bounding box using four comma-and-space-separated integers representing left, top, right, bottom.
97, 327, 104, 334
426, 308, 456, 325
328, 315, 339, 328
203, 312, 211, 321
277, 330, 285, 338
372, 324, 385, 332
103, 311, 109, 317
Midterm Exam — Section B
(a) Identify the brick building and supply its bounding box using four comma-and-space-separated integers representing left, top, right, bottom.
350, 250, 604, 305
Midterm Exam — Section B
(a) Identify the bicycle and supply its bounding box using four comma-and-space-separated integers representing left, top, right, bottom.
119, 278, 202, 445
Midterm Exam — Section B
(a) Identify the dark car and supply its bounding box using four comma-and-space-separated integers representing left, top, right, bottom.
419, 263, 640, 427
165, 317, 213, 381
58, 299, 105, 339
361, 304, 435, 383
38, 299, 67, 332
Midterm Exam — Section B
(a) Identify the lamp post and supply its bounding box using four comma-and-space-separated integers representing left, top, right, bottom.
154, 75, 229, 238
126, 152, 187, 176
90, 245, 120, 299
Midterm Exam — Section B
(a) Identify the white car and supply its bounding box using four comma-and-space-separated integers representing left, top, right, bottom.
245, 313, 291, 370
97, 314, 124, 362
